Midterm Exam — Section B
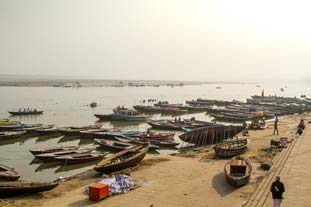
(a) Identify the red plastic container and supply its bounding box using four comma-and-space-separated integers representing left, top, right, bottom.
89, 183, 109, 201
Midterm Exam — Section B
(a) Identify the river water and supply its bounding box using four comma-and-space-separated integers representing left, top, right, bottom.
0, 82, 308, 182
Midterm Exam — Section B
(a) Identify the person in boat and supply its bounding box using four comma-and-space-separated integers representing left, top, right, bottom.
34, 108, 37, 112
273, 116, 279, 135
190, 117, 195, 122
280, 138, 287, 148
178, 117, 181, 123
270, 176, 285, 207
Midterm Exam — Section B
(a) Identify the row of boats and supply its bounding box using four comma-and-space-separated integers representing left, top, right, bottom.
93, 95, 311, 124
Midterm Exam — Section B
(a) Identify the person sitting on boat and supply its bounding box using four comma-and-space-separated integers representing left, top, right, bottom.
178, 117, 181, 123
34, 108, 37, 112
190, 117, 195, 122
18, 108, 21, 112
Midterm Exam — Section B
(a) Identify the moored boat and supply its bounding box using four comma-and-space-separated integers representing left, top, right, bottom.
35, 148, 93, 162
179, 125, 243, 146
224, 156, 252, 187
94, 143, 149, 173
33, 127, 60, 136
94, 106, 148, 122
147, 120, 183, 130
0, 181, 58, 198
113, 136, 160, 150
213, 139, 248, 158
29, 146, 79, 155
0, 164, 20, 181
54, 152, 108, 164
0, 121, 23, 131
0, 131, 26, 139
95, 139, 135, 151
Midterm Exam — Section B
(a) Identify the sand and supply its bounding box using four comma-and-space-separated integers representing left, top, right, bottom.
0, 115, 301, 207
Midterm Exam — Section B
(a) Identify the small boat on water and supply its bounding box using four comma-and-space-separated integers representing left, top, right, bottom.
30, 146, 79, 155
79, 129, 110, 138
8, 110, 43, 116
113, 136, 160, 150
131, 131, 175, 141
94, 106, 148, 122
15, 124, 54, 133
92, 130, 141, 139
0, 164, 20, 181
95, 139, 135, 151
0, 181, 58, 198
133, 105, 188, 114
54, 152, 108, 164
34, 127, 60, 136
147, 120, 182, 130
35, 148, 93, 162
0, 131, 26, 139
213, 139, 248, 158
0, 121, 23, 131
224, 156, 252, 187
94, 143, 149, 173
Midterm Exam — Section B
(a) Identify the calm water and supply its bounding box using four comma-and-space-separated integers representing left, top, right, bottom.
0, 83, 308, 181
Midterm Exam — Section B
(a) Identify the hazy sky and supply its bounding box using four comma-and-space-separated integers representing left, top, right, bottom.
1, 0, 311, 81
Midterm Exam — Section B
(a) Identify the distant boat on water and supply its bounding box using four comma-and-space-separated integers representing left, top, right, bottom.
216, 86, 222, 89
94, 106, 147, 122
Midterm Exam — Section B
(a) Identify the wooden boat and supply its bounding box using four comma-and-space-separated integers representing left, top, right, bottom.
224, 156, 252, 187
179, 125, 243, 146
0, 164, 20, 181
95, 139, 135, 151
133, 105, 188, 114
30, 146, 79, 155
213, 139, 248, 158
0, 131, 26, 139
16, 124, 54, 133
34, 127, 60, 136
94, 143, 149, 173
8, 110, 43, 116
147, 120, 182, 130
0, 181, 58, 198
92, 130, 141, 139
94, 114, 112, 121
54, 152, 108, 164
94, 106, 147, 122
0, 121, 23, 131
113, 136, 160, 150
131, 132, 175, 141
79, 129, 109, 138
35, 148, 93, 162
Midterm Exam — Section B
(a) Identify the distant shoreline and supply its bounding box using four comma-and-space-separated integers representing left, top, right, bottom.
0, 77, 259, 87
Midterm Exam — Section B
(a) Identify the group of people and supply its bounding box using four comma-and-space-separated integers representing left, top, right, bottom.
18, 108, 37, 112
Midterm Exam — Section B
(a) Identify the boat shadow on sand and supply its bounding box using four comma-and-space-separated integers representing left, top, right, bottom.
212, 172, 237, 197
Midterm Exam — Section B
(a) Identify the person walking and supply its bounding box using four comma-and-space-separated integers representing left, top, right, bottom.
273, 116, 279, 135
270, 176, 285, 207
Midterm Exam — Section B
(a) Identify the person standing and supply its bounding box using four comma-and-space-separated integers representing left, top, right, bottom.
270, 176, 285, 207
273, 116, 279, 135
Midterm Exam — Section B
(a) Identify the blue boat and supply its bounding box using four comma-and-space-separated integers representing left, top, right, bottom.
94, 106, 147, 122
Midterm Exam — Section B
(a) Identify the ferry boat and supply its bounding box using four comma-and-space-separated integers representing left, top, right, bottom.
94, 106, 147, 122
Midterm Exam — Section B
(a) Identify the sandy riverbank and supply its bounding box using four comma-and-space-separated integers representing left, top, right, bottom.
1, 115, 303, 207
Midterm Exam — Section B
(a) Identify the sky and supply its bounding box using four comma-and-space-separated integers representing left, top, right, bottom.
0, 0, 311, 81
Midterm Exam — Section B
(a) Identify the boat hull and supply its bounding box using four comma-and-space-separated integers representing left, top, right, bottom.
0, 182, 58, 198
